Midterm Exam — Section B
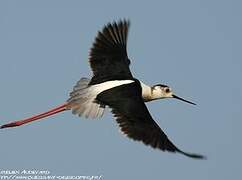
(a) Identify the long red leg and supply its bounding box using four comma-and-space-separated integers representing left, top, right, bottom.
1, 103, 68, 129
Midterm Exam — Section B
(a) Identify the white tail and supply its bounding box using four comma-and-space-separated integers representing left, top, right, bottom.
67, 78, 105, 119
67, 78, 134, 119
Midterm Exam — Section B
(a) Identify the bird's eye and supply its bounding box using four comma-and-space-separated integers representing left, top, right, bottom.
165, 88, 170, 93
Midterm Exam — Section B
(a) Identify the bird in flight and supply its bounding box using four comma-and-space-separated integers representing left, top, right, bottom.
1, 20, 205, 159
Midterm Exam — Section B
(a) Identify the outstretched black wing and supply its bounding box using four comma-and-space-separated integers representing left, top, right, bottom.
89, 20, 133, 85
96, 81, 205, 159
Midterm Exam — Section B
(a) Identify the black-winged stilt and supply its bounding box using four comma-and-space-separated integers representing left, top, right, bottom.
1, 20, 205, 159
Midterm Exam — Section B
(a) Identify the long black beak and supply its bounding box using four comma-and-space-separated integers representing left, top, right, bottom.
172, 94, 196, 105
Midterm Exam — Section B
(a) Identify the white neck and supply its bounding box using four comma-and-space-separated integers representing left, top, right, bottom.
140, 81, 153, 102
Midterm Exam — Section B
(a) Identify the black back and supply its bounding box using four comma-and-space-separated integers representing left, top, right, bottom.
96, 80, 204, 159
89, 20, 133, 85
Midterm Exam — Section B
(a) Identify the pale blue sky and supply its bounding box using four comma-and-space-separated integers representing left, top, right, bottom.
0, 0, 241, 179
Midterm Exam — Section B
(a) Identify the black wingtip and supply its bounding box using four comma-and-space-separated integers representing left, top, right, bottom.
111, 18, 130, 27
178, 150, 207, 160
103, 19, 130, 46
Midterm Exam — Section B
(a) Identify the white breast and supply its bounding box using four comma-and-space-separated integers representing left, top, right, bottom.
140, 81, 152, 102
